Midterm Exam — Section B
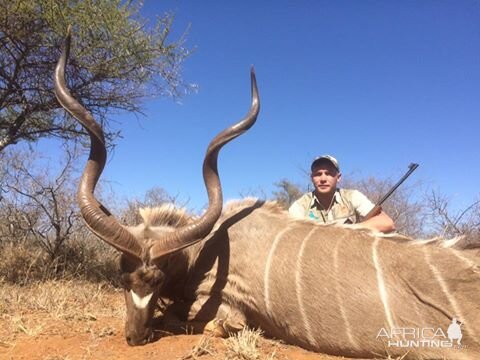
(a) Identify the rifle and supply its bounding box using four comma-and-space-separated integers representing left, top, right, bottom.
363, 163, 419, 221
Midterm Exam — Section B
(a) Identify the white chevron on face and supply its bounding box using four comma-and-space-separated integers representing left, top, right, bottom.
131, 290, 153, 309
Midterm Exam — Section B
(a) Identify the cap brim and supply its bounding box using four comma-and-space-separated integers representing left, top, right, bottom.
311, 157, 339, 171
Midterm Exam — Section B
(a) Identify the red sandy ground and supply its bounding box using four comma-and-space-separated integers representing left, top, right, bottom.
0, 308, 341, 360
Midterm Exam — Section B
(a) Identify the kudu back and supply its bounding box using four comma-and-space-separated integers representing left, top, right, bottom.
54, 31, 479, 359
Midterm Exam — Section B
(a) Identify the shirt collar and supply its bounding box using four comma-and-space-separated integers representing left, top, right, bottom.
311, 189, 341, 209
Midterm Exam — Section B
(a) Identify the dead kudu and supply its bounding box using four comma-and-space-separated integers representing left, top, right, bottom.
54, 32, 479, 359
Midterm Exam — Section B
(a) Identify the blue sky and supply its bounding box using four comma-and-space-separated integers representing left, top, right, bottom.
41, 1, 480, 211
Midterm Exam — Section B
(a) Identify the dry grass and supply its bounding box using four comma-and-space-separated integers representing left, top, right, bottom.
0, 280, 123, 318
0, 239, 120, 285
225, 328, 276, 360
0, 279, 124, 344
181, 335, 217, 359
181, 329, 281, 360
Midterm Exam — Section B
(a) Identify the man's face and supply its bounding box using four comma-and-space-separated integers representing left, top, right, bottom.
311, 162, 341, 196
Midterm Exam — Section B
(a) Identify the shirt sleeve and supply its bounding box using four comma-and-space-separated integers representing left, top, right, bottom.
350, 190, 375, 217
288, 200, 306, 219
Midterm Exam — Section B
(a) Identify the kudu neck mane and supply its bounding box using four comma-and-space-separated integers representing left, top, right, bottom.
137, 205, 192, 229
134, 199, 475, 261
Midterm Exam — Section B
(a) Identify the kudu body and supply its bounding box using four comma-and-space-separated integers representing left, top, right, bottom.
55, 31, 479, 359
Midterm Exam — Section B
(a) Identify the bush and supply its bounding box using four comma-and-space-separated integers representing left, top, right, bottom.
0, 236, 121, 286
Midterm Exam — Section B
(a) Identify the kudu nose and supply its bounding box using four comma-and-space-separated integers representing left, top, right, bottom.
126, 336, 148, 346
126, 336, 133, 346
126, 329, 152, 346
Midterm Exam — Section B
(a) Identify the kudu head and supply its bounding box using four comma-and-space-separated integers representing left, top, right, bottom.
54, 28, 260, 346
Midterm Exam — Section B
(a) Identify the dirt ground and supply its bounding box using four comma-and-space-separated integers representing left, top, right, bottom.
0, 281, 341, 360
0, 316, 338, 360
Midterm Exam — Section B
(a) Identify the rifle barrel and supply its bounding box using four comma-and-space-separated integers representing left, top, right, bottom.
377, 163, 419, 206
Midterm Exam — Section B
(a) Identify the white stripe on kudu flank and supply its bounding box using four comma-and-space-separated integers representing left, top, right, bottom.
448, 248, 478, 273
333, 235, 360, 350
421, 248, 477, 342
295, 227, 318, 347
264, 225, 292, 315
131, 290, 153, 309
372, 238, 395, 331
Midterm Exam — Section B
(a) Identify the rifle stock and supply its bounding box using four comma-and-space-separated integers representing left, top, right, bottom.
363, 204, 382, 221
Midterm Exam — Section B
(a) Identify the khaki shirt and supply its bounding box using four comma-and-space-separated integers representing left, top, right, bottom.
288, 189, 375, 225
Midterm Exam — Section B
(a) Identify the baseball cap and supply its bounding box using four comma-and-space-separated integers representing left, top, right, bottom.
310, 155, 340, 171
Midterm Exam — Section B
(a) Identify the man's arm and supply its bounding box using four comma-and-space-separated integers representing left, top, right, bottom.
360, 210, 395, 233
288, 201, 305, 219
349, 190, 396, 233
288, 193, 311, 219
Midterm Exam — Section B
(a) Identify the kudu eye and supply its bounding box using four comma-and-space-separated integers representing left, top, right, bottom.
121, 273, 133, 289
140, 267, 164, 287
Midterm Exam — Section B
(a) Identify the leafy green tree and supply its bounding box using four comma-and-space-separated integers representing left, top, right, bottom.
0, 0, 193, 151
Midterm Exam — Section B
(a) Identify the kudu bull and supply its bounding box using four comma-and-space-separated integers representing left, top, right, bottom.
54, 32, 479, 359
